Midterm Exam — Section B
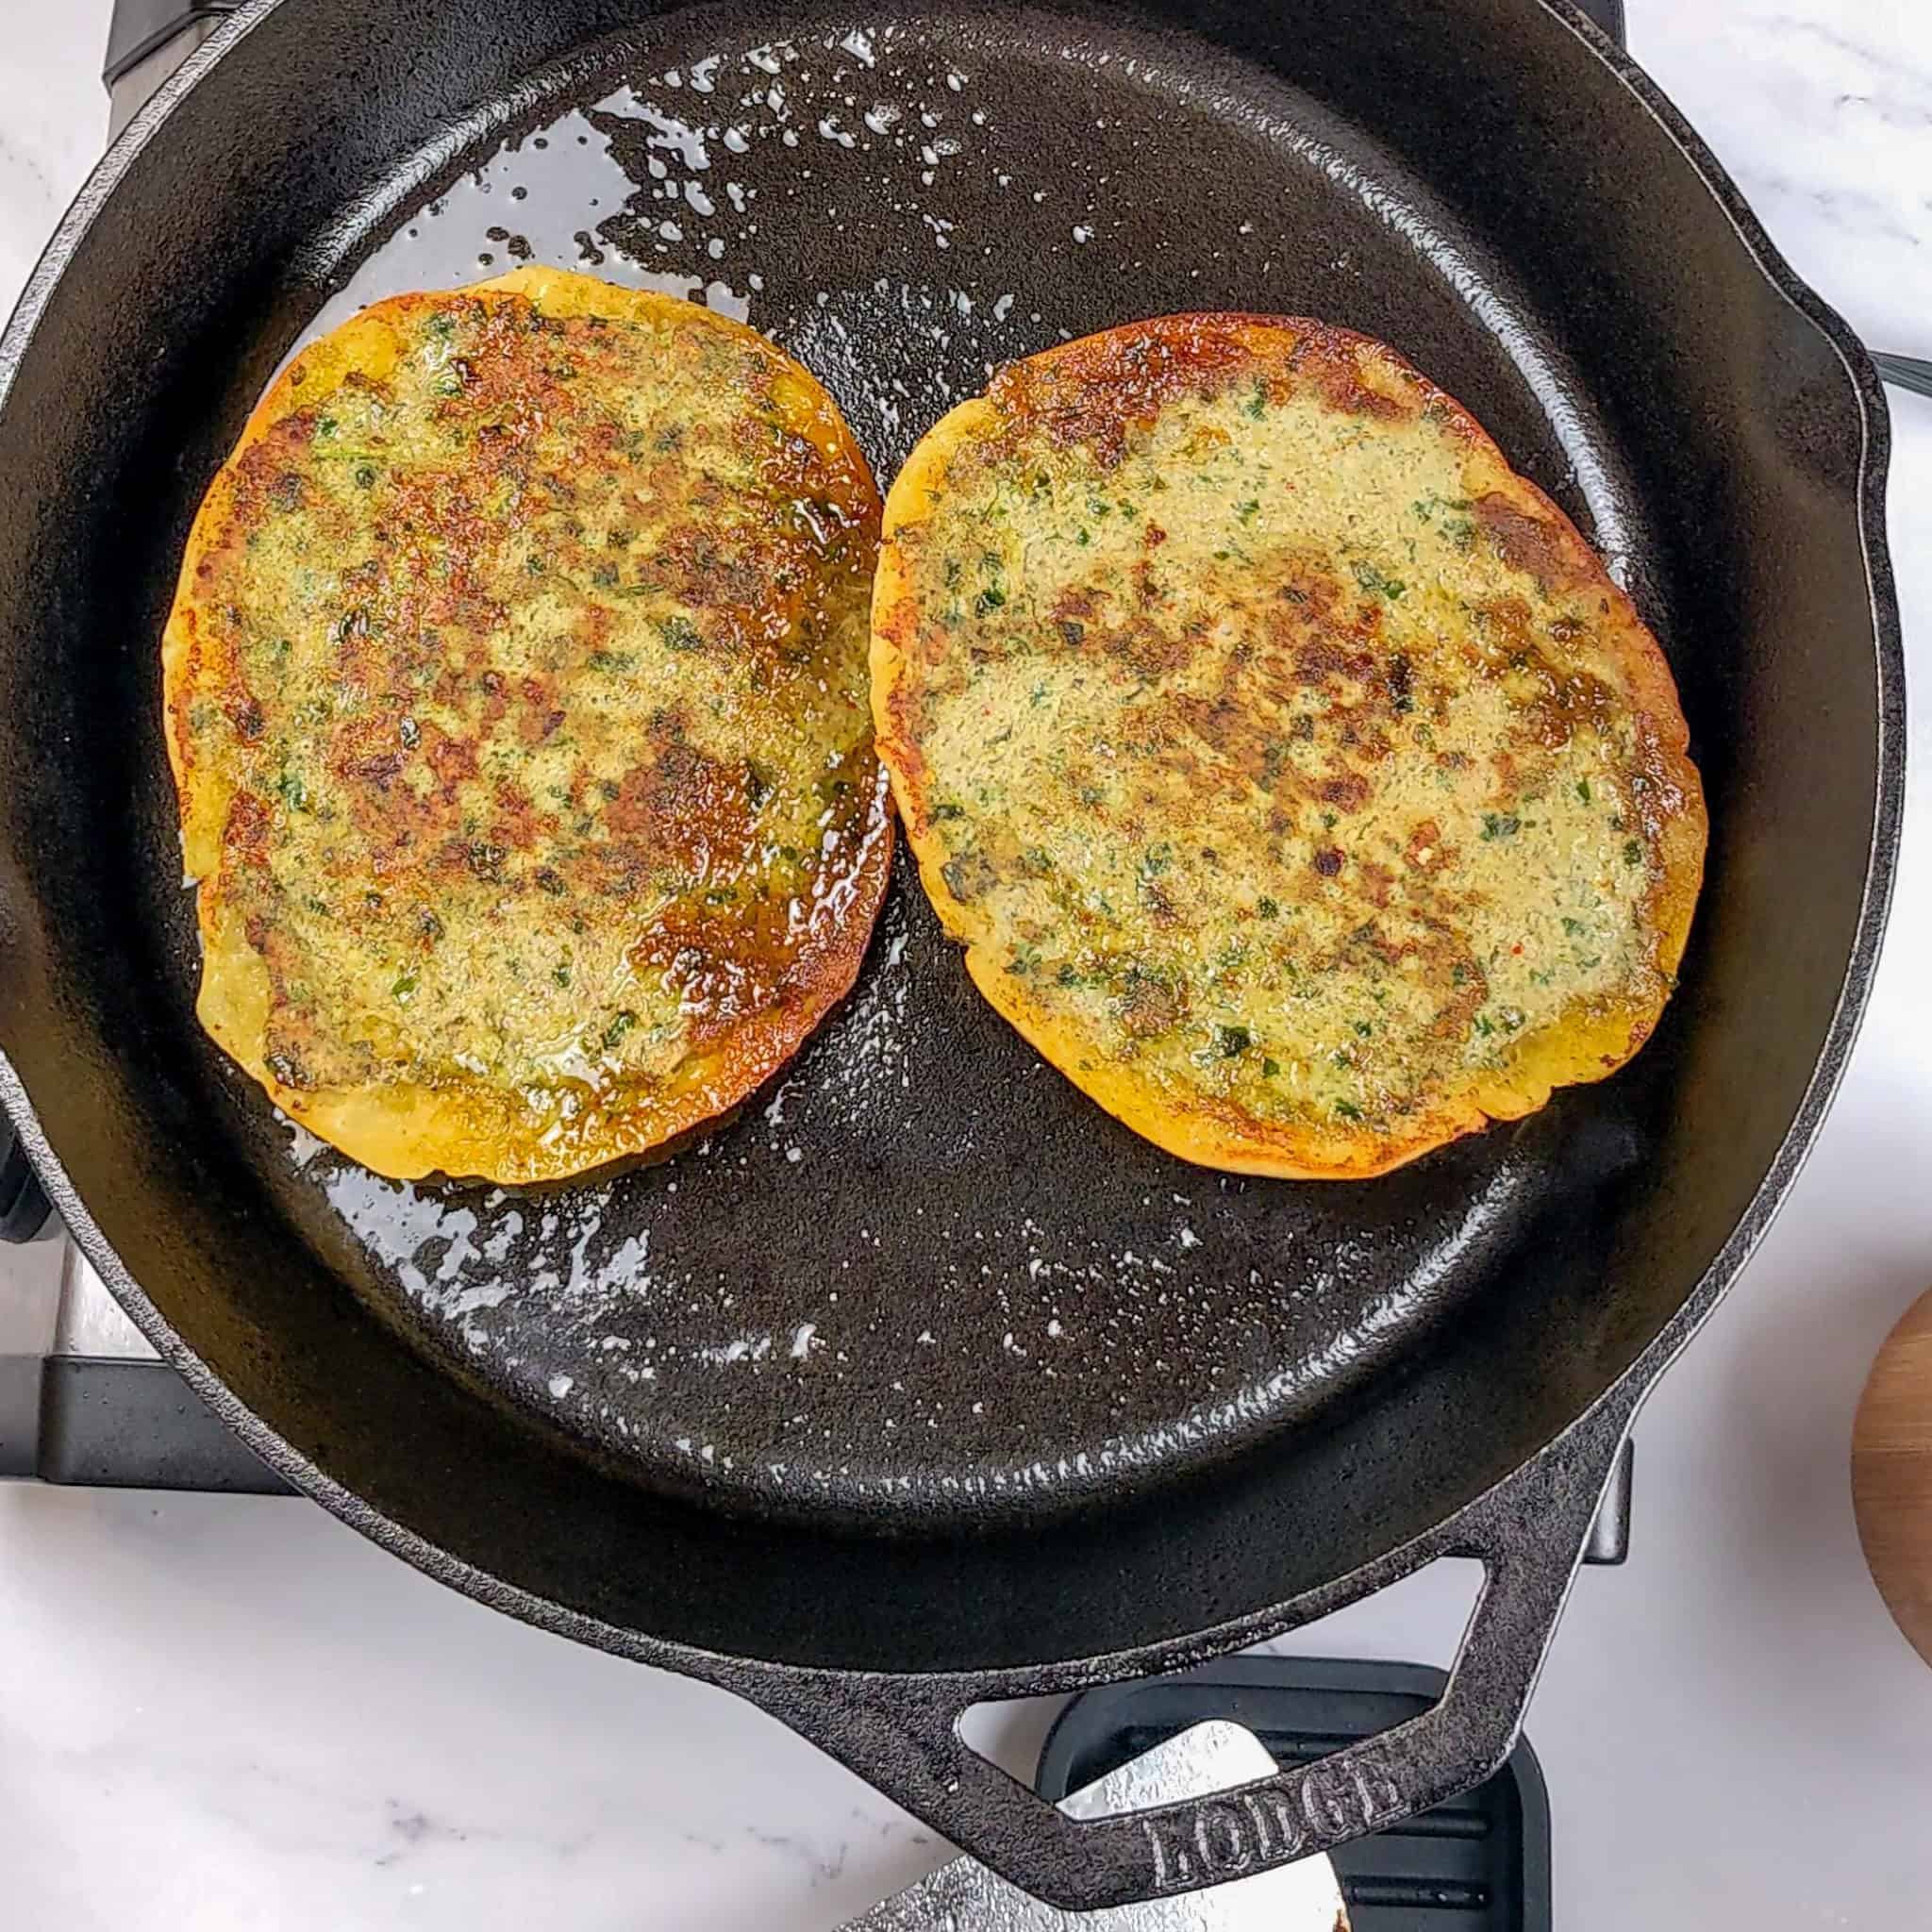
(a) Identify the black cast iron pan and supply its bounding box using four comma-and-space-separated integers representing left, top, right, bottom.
0, 0, 1903, 1907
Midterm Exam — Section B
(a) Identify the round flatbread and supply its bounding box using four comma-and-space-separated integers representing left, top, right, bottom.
872, 312, 1705, 1178
165, 266, 888, 1182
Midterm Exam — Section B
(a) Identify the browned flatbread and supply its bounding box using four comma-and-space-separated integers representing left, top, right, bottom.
165, 267, 888, 1182
873, 312, 1705, 1178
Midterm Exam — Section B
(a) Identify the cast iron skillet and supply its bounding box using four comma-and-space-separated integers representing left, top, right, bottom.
0, 0, 1904, 1907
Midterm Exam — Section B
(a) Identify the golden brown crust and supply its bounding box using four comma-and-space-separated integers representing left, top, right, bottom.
166, 267, 889, 1182
873, 312, 1706, 1179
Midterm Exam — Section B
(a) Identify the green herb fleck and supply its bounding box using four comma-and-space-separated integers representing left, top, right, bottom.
391, 972, 418, 1003
1218, 1024, 1251, 1057
1624, 839, 1644, 866
1256, 896, 1278, 920
1482, 812, 1522, 841
1262, 1058, 1281, 1079
1575, 778, 1593, 805
1334, 1099, 1363, 1121
1351, 558, 1407, 600
602, 1009, 636, 1050
1236, 499, 1260, 523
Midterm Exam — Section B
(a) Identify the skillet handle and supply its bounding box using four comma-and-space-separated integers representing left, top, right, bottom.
712, 1392, 1636, 1912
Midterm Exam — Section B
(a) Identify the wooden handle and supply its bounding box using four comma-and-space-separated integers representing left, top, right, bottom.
1852, 1286, 1932, 1668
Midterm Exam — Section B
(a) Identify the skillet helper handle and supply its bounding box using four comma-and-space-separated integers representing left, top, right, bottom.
103, 1, 239, 90
1873, 353, 1932, 401
725, 1395, 1634, 1913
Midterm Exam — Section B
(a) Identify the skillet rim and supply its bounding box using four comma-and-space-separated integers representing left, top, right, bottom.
0, 0, 1905, 1685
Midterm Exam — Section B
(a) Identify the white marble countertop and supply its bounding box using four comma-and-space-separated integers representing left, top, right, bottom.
4, 2, 1932, 1926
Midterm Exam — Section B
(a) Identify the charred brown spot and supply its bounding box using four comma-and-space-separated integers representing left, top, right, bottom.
1296, 638, 1376, 686
1116, 970, 1187, 1040
423, 726, 478, 799
489, 776, 540, 851
1405, 820, 1445, 870
1318, 771, 1371, 812
1296, 339, 1413, 422
605, 735, 758, 878
1474, 492, 1579, 593
991, 316, 1259, 467
628, 895, 803, 1053
1100, 616, 1190, 682
1313, 847, 1344, 877
223, 791, 272, 867
1388, 653, 1414, 714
